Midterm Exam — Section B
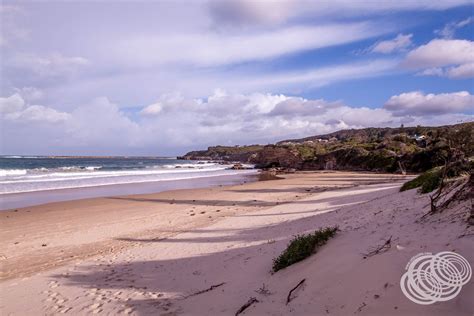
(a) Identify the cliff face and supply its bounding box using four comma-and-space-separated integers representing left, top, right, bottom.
249, 145, 304, 169
180, 122, 474, 173
250, 146, 400, 172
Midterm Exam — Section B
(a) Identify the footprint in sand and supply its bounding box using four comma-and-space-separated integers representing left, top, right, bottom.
44, 287, 71, 314
122, 307, 134, 314
59, 307, 72, 314
89, 302, 103, 313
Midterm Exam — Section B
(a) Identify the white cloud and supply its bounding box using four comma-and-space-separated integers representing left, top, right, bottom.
2, 90, 473, 155
112, 22, 390, 67
13, 87, 44, 101
0, 93, 69, 123
384, 91, 474, 116
446, 63, 474, 78
244, 59, 398, 88
207, 0, 473, 27
9, 53, 89, 78
0, 93, 25, 114
371, 34, 413, 54
8, 105, 70, 123
403, 39, 474, 68
269, 98, 342, 117
416, 67, 445, 77
140, 102, 163, 116
208, 0, 293, 26
138, 89, 471, 146
416, 64, 474, 79
403, 39, 474, 79
33, 58, 398, 104
67, 97, 141, 147
435, 17, 473, 38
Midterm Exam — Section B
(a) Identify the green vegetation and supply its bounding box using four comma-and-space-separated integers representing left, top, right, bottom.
401, 158, 472, 194
209, 145, 264, 154
182, 122, 473, 174
180, 145, 264, 161
401, 167, 443, 193
295, 144, 326, 160
272, 227, 338, 272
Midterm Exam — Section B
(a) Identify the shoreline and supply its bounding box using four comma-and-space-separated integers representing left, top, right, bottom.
0, 170, 259, 210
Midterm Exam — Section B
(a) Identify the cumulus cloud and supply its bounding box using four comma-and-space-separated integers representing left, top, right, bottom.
0, 93, 70, 123
403, 39, 474, 79
269, 98, 342, 117
0, 93, 25, 114
419, 63, 474, 79
446, 63, 474, 78
1, 96, 146, 155
403, 39, 474, 68
384, 91, 474, 116
2, 90, 473, 155
141, 90, 289, 119
435, 17, 473, 38
67, 97, 142, 147
370, 34, 413, 54
8, 105, 70, 123
13, 87, 44, 102
139, 89, 471, 145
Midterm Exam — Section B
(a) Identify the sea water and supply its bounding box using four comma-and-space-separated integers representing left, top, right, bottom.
0, 156, 256, 194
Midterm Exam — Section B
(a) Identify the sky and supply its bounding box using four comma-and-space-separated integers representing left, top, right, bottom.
0, 0, 473, 156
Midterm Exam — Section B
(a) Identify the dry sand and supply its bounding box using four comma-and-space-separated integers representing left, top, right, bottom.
0, 171, 473, 315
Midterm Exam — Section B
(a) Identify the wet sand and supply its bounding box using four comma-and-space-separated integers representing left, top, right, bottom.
0, 171, 258, 210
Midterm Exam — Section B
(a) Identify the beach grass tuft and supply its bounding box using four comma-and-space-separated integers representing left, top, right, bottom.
400, 168, 443, 193
272, 227, 338, 272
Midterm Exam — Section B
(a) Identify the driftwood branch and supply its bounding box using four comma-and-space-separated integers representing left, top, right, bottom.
183, 282, 226, 299
286, 279, 306, 305
398, 161, 406, 175
440, 175, 473, 210
362, 236, 392, 258
235, 297, 259, 316
429, 160, 449, 214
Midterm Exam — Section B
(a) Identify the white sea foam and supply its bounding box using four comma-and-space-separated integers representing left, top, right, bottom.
0, 169, 28, 176
0, 162, 256, 194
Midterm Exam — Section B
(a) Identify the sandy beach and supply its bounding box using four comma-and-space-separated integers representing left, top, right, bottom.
1, 171, 473, 315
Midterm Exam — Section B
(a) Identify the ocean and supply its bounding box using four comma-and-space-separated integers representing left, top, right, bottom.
0, 156, 256, 196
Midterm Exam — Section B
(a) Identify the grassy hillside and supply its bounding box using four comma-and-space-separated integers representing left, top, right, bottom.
180, 122, 473, 173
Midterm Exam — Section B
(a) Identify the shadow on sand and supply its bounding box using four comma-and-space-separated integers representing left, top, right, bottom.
54, 183, 400, 315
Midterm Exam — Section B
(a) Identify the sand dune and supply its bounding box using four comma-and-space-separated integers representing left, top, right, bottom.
1, 172, 472, 315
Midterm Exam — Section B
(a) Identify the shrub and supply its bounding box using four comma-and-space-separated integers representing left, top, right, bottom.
272, 227, 338, 272
401, 159, 472, 194
400, 168, 443, 193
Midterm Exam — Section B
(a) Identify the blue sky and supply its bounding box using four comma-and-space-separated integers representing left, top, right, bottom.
0, 1, 473, 156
